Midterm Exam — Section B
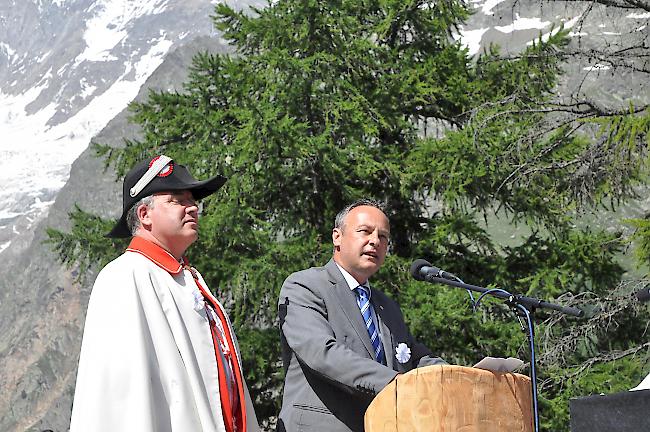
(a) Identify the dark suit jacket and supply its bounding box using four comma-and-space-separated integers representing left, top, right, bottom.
277, 259, 445, 432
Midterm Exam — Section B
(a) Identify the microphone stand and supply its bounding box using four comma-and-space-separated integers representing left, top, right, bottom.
422, 274, 583, 432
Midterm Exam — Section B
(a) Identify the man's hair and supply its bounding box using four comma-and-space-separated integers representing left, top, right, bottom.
126, 195, 155, 236
334, 198, 385, 230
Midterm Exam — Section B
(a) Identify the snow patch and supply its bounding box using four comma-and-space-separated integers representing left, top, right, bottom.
527, 16, 580, 45
454, 27, 490, 56
0, 33, 174, 227
0, 208, 22, 222
495, 15, 551, 33
76, 0, 171, 64
37, 67, 54, 86
57, 63, 68, 76
35, 50, 51, 64
627, 12, 650, 19
32, 197, 56, 211
131, 37, 173, 81
0, 42, 16, 58
583, 64, 611, 71
476, 0, 508, 16
79, 79, 97, 99
0, 241, 11, 254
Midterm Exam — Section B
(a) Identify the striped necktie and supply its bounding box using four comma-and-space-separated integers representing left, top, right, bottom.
354, 285, 385, 364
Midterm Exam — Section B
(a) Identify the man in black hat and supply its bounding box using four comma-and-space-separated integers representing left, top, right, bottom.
70, 155, 259, 432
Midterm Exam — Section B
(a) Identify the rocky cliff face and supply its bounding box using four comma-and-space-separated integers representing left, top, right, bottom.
0, 0, 232, 261
467, 0, 648, 107
0, 2, 244, 430
0, 0, 646, 430
0, 30, 232, 432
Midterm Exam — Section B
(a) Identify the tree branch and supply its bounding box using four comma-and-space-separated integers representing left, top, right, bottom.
546, 0, 650, 11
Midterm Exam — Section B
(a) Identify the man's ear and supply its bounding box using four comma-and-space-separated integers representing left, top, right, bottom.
137, 203, 152, 230
332, 227, 342, 249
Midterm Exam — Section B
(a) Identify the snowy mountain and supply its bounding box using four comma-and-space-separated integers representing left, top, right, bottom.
0, 1, 248, 431
0, 0, 646, 431
0, 0, 227, 256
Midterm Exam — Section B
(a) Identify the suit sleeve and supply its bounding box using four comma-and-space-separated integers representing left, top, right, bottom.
415, 352, 447, 367
410, 339, 447, 368
279, 272, 398, 397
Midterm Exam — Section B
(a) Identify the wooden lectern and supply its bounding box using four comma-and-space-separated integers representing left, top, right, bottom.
365, 365, 533, 432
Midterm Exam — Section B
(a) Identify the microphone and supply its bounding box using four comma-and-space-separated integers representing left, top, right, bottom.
635, 287, 650, 303
411, 258, 584, 317
410, 259, 458, 282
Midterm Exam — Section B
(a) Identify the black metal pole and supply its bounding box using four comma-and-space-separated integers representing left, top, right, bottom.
420, 274, 584, 432
512, 303, 540, 432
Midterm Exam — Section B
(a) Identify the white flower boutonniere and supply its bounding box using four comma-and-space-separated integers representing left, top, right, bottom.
395, 343, 411, 364
192, 286, 205, 312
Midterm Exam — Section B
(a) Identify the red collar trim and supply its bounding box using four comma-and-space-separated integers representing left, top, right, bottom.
126, 237, 185, 275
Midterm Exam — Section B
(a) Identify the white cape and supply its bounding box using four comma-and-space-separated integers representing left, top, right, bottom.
70, 249, 259, 432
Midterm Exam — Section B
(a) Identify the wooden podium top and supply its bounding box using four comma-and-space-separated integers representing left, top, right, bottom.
365, 365, 533, 432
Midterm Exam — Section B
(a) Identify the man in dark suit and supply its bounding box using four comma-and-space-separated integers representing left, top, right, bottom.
277, 199, 445, 432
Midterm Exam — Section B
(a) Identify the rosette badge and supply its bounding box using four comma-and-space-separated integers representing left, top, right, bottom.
192, 285, 205, 312
395, 343, 411, 364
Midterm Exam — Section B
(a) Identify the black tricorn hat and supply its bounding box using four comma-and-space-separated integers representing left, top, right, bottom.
106, 155, 227, 238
